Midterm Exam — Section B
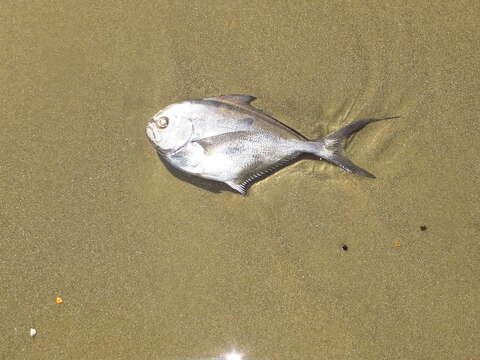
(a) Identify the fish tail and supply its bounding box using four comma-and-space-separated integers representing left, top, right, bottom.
309, 116, 399, 178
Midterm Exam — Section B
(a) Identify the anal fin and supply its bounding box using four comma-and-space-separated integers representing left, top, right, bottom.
225, 154, 301, 195
226, 181, 247, 195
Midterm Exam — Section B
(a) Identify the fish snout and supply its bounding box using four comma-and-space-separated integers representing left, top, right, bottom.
146, 121, 159, 142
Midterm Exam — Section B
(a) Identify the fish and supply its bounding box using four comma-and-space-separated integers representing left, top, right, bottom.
146, 94, 398, 195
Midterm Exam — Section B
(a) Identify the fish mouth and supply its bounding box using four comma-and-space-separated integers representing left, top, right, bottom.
146, 121, 169, 155
146, 123, 155, 140
146, 121, 161, 145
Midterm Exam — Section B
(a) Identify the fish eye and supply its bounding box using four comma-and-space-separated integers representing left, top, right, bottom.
155, 116, 169, 129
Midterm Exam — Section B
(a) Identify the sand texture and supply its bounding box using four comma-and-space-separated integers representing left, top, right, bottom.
1, 1, 478, 359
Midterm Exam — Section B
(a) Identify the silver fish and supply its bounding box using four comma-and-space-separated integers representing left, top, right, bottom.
146, 95, 397, 194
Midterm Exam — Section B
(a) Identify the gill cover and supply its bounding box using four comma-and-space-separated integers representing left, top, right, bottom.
147, 103, 194, 153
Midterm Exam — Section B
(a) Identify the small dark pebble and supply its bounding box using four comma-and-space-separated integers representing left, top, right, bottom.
420, 225, 427, 231
341, 244, 348, 251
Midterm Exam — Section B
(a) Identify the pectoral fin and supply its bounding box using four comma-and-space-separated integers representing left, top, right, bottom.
206, 94, 257, 105
193, 131, 253, 154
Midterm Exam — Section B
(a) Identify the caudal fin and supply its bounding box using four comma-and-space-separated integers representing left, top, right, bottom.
311, 116, 399, 178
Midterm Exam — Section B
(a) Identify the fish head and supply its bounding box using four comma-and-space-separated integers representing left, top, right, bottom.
146, 103, 194, 154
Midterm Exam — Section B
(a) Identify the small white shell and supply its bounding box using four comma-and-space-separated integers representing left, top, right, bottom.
30, 328, 37, 337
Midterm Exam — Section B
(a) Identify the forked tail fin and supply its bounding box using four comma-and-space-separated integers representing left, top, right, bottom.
311, 116, 399, 178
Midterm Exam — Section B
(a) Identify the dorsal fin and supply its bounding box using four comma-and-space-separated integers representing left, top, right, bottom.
207, 94, 257, 105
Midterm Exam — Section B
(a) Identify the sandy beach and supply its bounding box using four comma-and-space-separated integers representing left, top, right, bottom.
1, 1, 478, 359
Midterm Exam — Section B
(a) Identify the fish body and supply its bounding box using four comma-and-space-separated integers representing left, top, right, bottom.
146, 95, 396, 194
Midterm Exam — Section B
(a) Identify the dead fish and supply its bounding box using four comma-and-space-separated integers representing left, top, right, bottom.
146, 95, 398, 195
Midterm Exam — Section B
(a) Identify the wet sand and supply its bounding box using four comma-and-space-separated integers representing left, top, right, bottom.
1, 1, 479, 359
